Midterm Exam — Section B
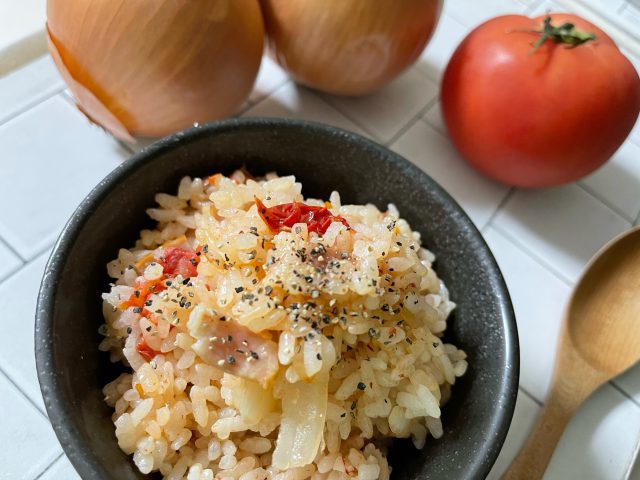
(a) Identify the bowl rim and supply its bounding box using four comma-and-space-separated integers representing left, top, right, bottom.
35, 116, 519, 479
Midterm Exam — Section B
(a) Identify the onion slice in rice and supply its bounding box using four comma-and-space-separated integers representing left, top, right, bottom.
272, 380, 328, 469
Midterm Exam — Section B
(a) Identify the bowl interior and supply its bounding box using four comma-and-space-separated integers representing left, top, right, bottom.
36, 118, 518, 480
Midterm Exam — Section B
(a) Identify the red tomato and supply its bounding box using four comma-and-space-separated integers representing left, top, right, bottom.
120, 277, 167, 309
160, 247, 199, 278
441, 14, 640, 188
255, 198, 349, 234
136, 337, 157, 362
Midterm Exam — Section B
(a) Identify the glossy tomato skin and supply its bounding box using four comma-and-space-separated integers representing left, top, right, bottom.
441, 14, 640, 188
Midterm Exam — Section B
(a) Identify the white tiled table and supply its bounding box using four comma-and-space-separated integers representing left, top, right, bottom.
1, 0, 640, 479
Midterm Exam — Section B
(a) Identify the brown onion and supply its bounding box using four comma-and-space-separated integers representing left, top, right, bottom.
260, 0, 442, 96
47, 0, 264, 140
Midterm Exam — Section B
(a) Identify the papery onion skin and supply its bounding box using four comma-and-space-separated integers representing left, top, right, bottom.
47, 0, 264, 140
260, 0, 442, 96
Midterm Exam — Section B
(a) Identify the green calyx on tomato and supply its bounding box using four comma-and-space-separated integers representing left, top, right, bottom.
530, 15, 596, 52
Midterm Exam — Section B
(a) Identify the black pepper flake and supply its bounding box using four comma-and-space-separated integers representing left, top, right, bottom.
316, 353, 322, 360
227, 335, 233, 342
166, 280, 172, 286
368, 328, 379, 338
126, 327, 132, 334
340, 413, 346, 418
182, 277, 190, 285
133, 307, 143, 314
381, 304, 390, 312
235, 349, 245, 354
220, 316, 227, 322
357, 382, 366, 390
133, 290, 140, 298
351, 401, 357, 410
406, 338, 413, 344
227, 355, 236, 365
250, 351, 259, 360
432, 342, 439, 348
265, 285, 273, 295
144, 300, 152, 306
235, 286, 244, 293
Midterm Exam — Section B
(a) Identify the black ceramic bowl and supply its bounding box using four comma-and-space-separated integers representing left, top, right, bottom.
36, 118, 518, 480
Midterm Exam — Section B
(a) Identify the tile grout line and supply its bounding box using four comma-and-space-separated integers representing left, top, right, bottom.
308, 88, 383, 142
481, 188, 516, 233
0, 242, 55, 289
0, 234, 27, 263
610, 380, 640, 409
248, 76, 289, 107
33, 452, 64, 480
577, 182, 635, 224
0, 366, 48, 419
0, 86, 66, 129
490, 222, 575, 287
384, 95, 441, 147
518, 385, 544, 407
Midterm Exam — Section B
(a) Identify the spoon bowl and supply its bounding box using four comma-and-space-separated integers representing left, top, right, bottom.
504, 226, 640, 479
568, 228, 640, 374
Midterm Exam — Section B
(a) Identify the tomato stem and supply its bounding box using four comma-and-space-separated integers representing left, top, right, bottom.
530, 16, 596, 54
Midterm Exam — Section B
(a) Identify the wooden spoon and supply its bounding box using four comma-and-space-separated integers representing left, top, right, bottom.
503, 226, 640, 480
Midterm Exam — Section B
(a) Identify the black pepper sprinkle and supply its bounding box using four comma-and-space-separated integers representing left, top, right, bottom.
227, 335, 233, 342
265, 285, 273, 295
250, 351, 259, 360
182, 277, 190, 285
406, 338, 413, 344
133, 307, 143, 314
166, 280, 172, 286
227, 355, 236, 365
146, 325, 152, 332
340, 413, 346, 418
316, 353, 322, 360
235, 286, 244, 293
133, 291, 140, 298
432, 342, 439, 348
351, 401, 357, 410
357, 382, 366, 390
126, 327, 132, 334
144, 300, 152, 306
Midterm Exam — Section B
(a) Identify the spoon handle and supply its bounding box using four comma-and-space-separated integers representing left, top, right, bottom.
502, 343, 604, 480
501, 386, 576, 480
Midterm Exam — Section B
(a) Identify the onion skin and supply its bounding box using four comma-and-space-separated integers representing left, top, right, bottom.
260, 0, 442, 96
47, 0, 264, 140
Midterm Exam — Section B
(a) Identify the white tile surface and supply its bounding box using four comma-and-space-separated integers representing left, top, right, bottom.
416, 13, 469, 81
249, 55, 290, 104
487, 389, 541, 479
493, 185, 631, 283
0, 55, 64, 125
321, 68, 438, 143
0, 1, 47, 74
391, 119, 510, 228
0, 251, 49, 411
422, 100, 445, 135
580, 140, 640, 221
2, 2, 640, 479
444, 0, 528, 28
0, 95, 129, 259
484, 227, 570, 401
0, 240, 22, 280
243, 82, 370, 138
615, 363, 640, 406
39, 455, 81, 480
0, 372, 61, 479
546, 383, 640, 479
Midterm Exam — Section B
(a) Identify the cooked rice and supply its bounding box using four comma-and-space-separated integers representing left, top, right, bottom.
99, 170, 467, 480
